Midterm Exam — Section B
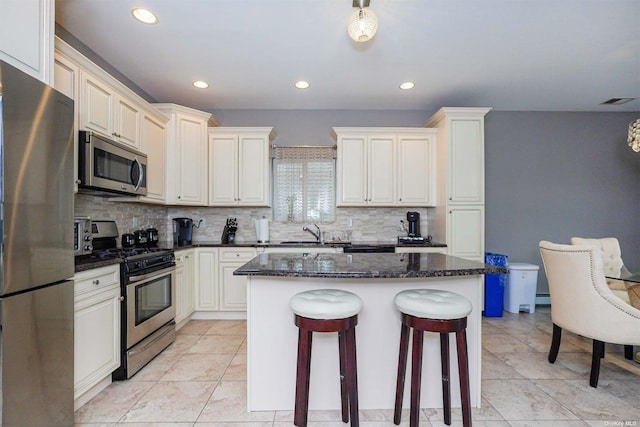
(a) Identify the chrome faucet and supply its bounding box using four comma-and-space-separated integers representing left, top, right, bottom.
303, 223, 321, 243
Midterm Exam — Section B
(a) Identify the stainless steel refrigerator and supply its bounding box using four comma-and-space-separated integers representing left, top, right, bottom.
0, 61, 75, 426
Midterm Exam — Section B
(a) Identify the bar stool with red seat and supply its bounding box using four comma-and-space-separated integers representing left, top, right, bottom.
393, 289, 473, 427
289, 289, 363, 427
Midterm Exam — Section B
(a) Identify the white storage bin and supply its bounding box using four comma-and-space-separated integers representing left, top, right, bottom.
504, 263, 539, 313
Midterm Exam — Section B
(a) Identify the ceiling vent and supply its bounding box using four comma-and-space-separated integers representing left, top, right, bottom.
600, 97, 635, 105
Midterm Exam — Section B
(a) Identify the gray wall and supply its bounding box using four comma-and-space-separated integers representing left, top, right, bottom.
485, 112, 640, 293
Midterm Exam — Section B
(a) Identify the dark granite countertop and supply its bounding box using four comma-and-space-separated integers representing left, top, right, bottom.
75, 256, 123, 273
234, 252, 507, 279
172, 240, 447, 249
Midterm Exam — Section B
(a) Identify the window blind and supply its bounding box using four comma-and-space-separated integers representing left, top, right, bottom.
272, 146, 335, 223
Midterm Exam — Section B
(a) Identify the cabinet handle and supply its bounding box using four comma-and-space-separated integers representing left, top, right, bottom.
119, 296, 125, 302
92, 279, 100, 285
178, 195, 181, 199
236, 253, 240, 257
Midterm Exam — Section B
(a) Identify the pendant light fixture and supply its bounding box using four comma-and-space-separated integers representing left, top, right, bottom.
347, 0, 378, 43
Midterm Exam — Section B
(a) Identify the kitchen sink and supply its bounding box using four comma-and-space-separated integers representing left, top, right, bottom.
279, 241, 321, 245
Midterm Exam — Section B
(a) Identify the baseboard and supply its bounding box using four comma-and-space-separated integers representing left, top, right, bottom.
75, 375, 111, 411
191, 311, 247, 320
536, 294, 551, 305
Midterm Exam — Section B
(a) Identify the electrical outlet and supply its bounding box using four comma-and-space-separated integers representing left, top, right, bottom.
132, 217, 138, 228
346, 218, 353, 227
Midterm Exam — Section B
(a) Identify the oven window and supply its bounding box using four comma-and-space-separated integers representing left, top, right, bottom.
135, 275, 172, 325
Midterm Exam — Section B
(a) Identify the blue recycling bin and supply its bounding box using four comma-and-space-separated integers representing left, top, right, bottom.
484, 253, 509, 317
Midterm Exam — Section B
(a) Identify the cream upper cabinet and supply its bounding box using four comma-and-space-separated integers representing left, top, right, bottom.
53, 53, 80, 192
333, 128, 435, 207
140, 113, 168, 203
397, 134, 436, 206
425, 107, 491, 262
80, 71, 142, 150
208, 127, 275, 206
0, 0, 53, 83
155, 103, 211, 205
335, 133, 395, 206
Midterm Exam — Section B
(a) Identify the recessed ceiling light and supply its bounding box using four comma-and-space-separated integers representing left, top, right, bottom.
132, 8, 158, 24
193, 81, 209, 89
399, 81, 415, 90
294, 81, 310, 89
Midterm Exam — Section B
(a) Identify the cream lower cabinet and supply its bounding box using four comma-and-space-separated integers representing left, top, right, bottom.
73, 265, 121, 402
195, 248, 219, 310
218, 248, 257, 310
175, 249, 195, 326
208, 127, 274, 206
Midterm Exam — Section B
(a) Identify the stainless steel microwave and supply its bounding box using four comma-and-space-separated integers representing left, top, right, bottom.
78, 131, 147, 197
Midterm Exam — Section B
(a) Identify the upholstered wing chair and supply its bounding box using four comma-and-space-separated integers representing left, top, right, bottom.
539, 240, 640, 387
570, 237, 631, 304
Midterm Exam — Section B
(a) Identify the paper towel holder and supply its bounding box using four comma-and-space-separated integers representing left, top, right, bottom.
254, 216, 270, 244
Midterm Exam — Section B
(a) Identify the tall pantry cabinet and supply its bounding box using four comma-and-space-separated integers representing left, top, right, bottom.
425, 107, 491, 262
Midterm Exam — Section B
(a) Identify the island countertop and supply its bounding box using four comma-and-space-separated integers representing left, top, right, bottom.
234, 252, 507, 279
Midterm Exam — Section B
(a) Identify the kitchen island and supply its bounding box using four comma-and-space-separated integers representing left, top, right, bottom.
235, 252, 505, 412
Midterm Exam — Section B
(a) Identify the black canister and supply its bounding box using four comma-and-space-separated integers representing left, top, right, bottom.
121, 233, 135, 248
133, 229, 148, 247
146, 228, 159, 246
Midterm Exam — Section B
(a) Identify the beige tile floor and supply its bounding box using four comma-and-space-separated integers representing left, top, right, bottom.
74, 307, 640, 426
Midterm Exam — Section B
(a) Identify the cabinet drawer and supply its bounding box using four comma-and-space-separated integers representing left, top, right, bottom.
219, 248, 256, 261
74, 265, 120, 299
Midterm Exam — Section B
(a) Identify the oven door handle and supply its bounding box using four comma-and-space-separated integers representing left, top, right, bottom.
126, 323, 175, 356
128, 266, 176, 283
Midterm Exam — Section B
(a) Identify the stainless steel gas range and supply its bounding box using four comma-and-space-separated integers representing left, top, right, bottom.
89, 221, 176, 380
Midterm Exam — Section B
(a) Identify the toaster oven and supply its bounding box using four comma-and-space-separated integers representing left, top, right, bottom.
74, 217, 93, 256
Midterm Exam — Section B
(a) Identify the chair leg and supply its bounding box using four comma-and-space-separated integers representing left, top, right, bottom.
590, 339, 605, 388
338, 331, 349, 423
394, 323, 410, 425
439, 333, 451, 425
624, 345, 633, 360
456, 330, 472, 427
344, 326, 359, 427
410, 329, 424, 427
294, 329, 313, 427
548, 323, 562, 363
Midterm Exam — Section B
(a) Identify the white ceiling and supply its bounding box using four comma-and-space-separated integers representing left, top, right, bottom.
55, 0, 640, 112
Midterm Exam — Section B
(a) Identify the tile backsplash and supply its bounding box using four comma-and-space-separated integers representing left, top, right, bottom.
75, 194, 432, 245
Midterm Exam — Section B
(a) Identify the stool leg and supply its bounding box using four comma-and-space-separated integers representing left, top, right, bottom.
344, 326, 359, 427
338, 331, 349, 423
394, 322, 410, 425
440, 333, 451, 425
294, 328, 313, 427
410, 329, 424, 427
455, 329, 472, 427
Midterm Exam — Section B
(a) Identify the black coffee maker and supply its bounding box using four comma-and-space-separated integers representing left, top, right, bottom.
173, 217, 193, 246
406, 211, 421, 237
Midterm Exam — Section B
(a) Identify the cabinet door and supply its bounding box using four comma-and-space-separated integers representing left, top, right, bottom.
0, 0, 52, 83
195, 249, 219, 310
337, 135, 367, 206
209, 134, 238, 205
53, 53, 79, 193
447, 206, 484, 261
219, 263, 248, 311
114, 96, 141, 149
397, 135, 434, 206
367, 135, 395, 205
141, 114, 167, 202
175, 250, 195, 324
175, 114, 208, 204
449, 119, 484, 204
238, 135, 270, 206
80, 71, 114, 138
183, 251, 195, 315
74, 286, 120, 399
